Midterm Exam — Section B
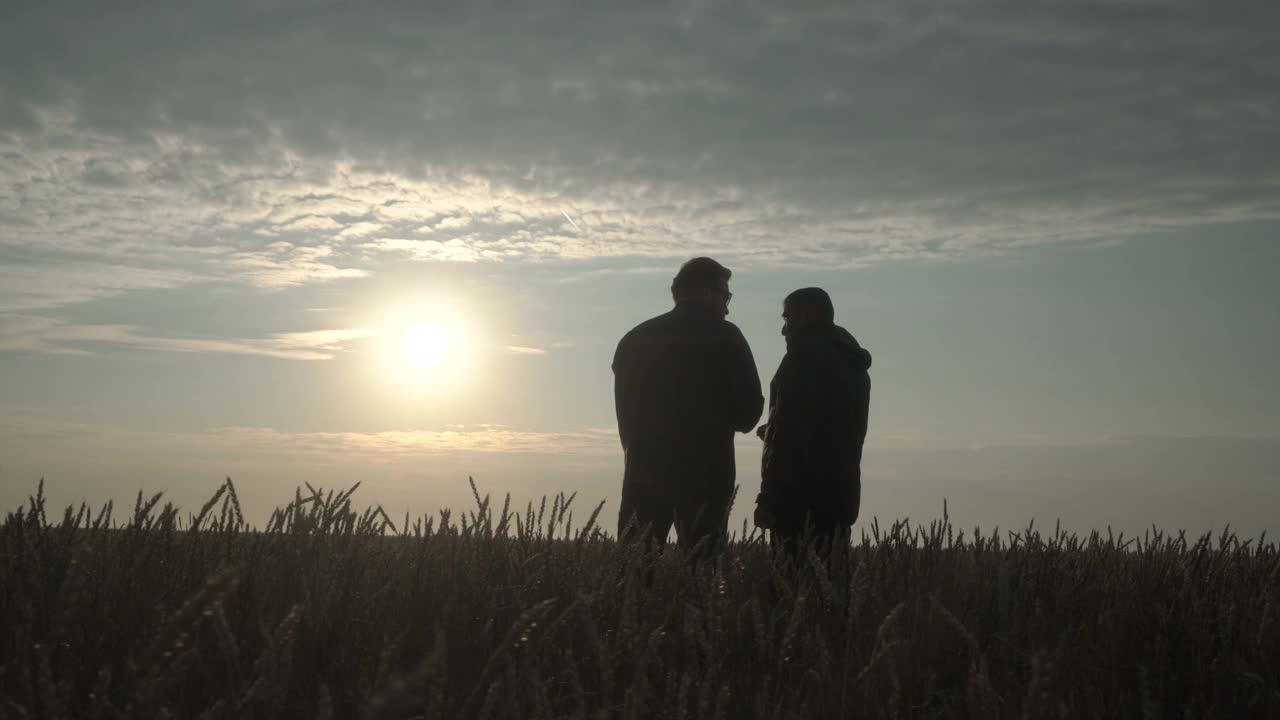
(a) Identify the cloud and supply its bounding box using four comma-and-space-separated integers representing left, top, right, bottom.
504, 345, 547, 355
0, 315, 135, 355
335, 221, 383, 239
1, 0, 1278, 311
228, 244, 369, 287
0, 416, 618, 464
277, 215, 344, 233
433, 216, 471, 231
366, 237, 490, 263
0, 314, 375, 360
0, 259, 197, 312
208, 424, 617, 457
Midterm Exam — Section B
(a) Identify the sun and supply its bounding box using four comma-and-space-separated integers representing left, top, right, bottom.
400, 323, 450, 369
376, 302, 475, 394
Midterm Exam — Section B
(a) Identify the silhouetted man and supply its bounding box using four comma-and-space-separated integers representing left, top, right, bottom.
754, 287, 871, 561
613, 257, 764, 553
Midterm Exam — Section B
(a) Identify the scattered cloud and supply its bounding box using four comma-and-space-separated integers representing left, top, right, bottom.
0, 416, 618, 461
504, 345, 547, 355
366, 237, 490, 263
209, 424, 617, 457
335, 221, 384, 239
0, 314, 374, 360
0, 260, 197, 312
0, 0, 1274, 314
433, 216, 471, 232
227, 244, 369, 288
277, 215, 345, 233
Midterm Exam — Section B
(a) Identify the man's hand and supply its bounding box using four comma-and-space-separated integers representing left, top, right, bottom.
755, 423, 768, 441
753, 504, 776, 530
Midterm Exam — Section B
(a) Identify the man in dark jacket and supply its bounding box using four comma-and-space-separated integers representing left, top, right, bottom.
754, 287, 871, 560
613, 257, 765, 552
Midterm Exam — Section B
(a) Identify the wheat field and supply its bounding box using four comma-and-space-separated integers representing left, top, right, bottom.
1, 478, 1276, 719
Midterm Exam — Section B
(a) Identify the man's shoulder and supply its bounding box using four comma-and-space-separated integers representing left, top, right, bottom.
681, 314, 748, 349
675, 308, 742, 337
620, 310, 677, 342
615, 312, 674, 360
721, 318, 747, 339
619, 308, 744, 350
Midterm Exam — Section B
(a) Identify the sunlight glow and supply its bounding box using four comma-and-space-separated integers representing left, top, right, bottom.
373, 300, 479, 399
400, 323, 450, 369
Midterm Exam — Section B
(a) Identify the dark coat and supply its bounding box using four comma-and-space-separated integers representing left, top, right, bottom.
613, 303, 764, 498
758, 323, 871, 526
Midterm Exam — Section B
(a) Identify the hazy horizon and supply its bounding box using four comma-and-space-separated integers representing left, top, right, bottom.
2, 0, 1278, 538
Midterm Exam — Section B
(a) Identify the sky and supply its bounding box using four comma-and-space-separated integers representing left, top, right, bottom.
2, 0, 1278, 538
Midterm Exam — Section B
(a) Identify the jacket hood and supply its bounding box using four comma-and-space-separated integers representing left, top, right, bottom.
828, 324, 872, 371
778, 324, 870, 368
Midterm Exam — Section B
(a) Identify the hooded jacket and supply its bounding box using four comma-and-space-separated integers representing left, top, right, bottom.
613, 302, 765, 497
758, 323, 871, 526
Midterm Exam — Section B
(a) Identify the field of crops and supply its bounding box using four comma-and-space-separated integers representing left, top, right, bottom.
2, 478, 1277, 719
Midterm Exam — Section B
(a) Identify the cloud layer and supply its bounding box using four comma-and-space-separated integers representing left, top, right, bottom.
1, 0, 1276, 311
0, 314, 374, 359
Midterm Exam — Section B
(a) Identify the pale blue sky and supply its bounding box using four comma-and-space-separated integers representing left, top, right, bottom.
1, 0, 1277, 537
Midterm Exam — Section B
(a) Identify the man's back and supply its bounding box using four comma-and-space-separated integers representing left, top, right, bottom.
613, 303, 763, 492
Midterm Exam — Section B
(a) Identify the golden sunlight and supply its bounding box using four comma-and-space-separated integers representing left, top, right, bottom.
400, 323, 450, 369
375, 301, 477, 396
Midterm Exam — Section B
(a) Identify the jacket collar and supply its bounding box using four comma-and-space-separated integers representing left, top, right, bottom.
673, 300, 723, 318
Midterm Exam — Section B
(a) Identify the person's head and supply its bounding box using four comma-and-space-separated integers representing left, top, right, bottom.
782, 287, 834, 337
671, 257, 733, 316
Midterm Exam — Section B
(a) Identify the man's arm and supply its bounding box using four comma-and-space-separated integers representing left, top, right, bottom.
724, 323, 764, 433
852, 372, 871, 456
611, 338, 631, 450
757, 351, 818, 510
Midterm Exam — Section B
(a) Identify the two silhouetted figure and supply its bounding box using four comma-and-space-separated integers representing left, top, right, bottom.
613, 257, 872, 562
